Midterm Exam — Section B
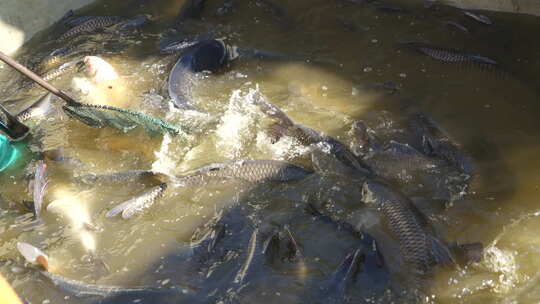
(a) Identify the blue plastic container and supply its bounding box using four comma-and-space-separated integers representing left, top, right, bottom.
0, 134, 19, 171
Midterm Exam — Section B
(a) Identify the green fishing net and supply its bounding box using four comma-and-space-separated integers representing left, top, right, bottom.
62, 102, 184, 137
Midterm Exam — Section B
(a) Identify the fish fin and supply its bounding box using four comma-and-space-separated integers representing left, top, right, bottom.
451, 242, 483, 265
429, 235, 455, 266
0, 103, 30, 140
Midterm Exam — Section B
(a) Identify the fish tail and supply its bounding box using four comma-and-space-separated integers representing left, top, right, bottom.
429, 234, 455, 266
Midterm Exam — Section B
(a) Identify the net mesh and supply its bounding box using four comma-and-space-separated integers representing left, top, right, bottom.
62, 102, 184, 137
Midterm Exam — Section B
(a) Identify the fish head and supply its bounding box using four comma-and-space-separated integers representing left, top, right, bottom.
83, 56, 119, 83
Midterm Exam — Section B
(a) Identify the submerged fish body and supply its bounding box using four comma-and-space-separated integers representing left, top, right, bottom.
463, 10, 493, 25
32, 160, 48, 220
173, 159, 313, 187
23, 59, 84, 91
39, 271, 177, 298
407, 112, 474, 176
361, 180, 454, 278
400, 41, 498, 66
57, 16, 125, 41
168, 39, 236, 110
106, 183, 167, 219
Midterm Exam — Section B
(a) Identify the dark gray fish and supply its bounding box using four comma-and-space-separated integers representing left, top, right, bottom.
175, 0, 206, 25
361, 180, 454, 278
372, 1, 409, 13
463, 10, 493, 25
216, 0, 236, 16
253, 95, 372, 176
106, 183, 167, 219
32, 160, 48, 220
116, 15, 151, 30
172, 159, 313, 187
76, 170, 160, 185
190, 209, 227, 255
168, 39, 237, 110
64, 16, 98, 27
39, 271, 180, 298
324, 248, 363, 299
57, 16, 125, 40
16, 93, 54, 122
0, 103, 30, 140
254, 0, 293, 28
262, 226, 304, 264
444, 21, 469, 33
400, 41, 498, 66
408, 112, 474, 175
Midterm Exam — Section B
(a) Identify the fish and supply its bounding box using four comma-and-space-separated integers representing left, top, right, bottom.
83, 56, 119, 83
106, 183, 167, 219
216, 0, 236, 16
407, 112, 474, 175
171, 159, 313, 187
168, 39, 238, 110
39, 46, 95, 73
15, 93, 54, 122
324, 248, 363, 298
32, 160, 48, 220
444, 21, 469, 33
234, 228, 259, 285
463, 10, 493, 25
175, 0, 206, 25
22, 59, 85, 91
39, 271, 181, 298
254, 0, 293, 28
56, 16, 125, 40
0, 103, 30, 140
262, 226, 304, 264
361, 180, 455, 278
252, 95, 372, 176
76, 170, 160, 185
116, 15, 150, 30
190, 210, 227, 255
16, 242, 49, 270
399, 41, 498, 66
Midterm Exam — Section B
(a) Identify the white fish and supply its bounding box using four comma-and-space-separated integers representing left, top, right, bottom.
83, 56, 119, 83
16, 242, 49, 270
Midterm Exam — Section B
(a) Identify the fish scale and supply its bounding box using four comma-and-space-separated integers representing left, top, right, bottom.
57, 16, 125, 41
362, 181, 454, 278
173, 159, 313, 186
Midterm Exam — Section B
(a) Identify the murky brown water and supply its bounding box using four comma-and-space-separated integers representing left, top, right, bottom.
1, 0, 540, 303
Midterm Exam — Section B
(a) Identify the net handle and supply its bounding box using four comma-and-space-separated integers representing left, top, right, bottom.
0, 51, 78, 105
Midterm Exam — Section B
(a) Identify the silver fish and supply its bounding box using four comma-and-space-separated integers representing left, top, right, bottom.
106, 183, 167, 219
40, 271, 175, 297
32, 160, 48, 219
172, 159, 313, 187
463, 10, 493, 25
16, 93, 54, 122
